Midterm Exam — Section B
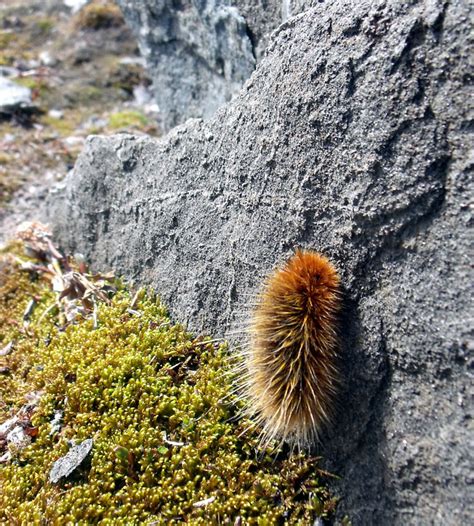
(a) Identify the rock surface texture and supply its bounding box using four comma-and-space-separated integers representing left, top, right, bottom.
116, 0, 322, 130
116, 0, 256, 131
46, 1, 473, 524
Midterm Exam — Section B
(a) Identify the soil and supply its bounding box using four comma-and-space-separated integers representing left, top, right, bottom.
0, 0, 160, 243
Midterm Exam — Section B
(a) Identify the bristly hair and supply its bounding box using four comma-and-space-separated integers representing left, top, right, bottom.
241, 249, 341, 450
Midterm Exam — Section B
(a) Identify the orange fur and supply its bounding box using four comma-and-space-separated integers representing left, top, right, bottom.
245, 249, 341, 448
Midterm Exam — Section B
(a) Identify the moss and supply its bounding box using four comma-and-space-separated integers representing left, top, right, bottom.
66, 84, 104, 106
105, 59, 145, 94
0, 152, 13, 165
0, 116, 77, 207
0, 53, 12, 66
40, 114, 76, 137
0, 29, 34, 66
15, 77, 51, 100
0, 32, 17, 66
0, 31, 16, 49
0, 158, 22, 204
0, 243, 337, 524
74, 1, 125, 31
30, 18, 54, 41
108, 110, 149, 130
0, 243, 56, 416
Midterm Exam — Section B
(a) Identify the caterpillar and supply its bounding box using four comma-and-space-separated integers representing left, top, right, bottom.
243, 249, 341, 449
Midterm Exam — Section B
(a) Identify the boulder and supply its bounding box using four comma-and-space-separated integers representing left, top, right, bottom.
0, 77, 38, 121
45, 1, 473, 523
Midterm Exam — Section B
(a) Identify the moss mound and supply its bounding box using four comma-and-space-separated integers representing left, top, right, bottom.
108, 110, 149, 130
74, 1, 125, 31
0, 240, 336, 524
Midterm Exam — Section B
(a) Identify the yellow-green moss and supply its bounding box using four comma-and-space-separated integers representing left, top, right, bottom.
74, 1, 124, 31
0, 152, 13, 165
0, 31, 16, 49
108, 110, 148, 130
40, 114, 76, 137
0, 244, 337, 524
30, 18, 55, 41
66, 84, 104, 106
15, 77, 51, 99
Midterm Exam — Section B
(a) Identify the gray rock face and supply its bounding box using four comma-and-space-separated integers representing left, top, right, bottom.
45, 0, 473, 524
116, 0, 257, 131
115, 0, 322, 130
226, 0, 286, 58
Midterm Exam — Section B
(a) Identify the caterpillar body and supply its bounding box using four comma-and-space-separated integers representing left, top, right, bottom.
244, 249, 341, 449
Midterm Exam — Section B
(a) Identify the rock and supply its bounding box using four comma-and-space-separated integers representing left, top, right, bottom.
6, 426, 31, 450
2, 133, 16, 143
48, 109, 64, 119
0, 77, 40, 124
225, 0, 286, 59
49, 410, 63, 436
0, 452, 11, 463
0, 77, 35, 116
64, 0, 89, 13
119, 56, 146, 67
82, 115, 107, 131
0, 66, 20, 78
0, 416, 19, 438
115, 1, 336, 130
116, 0, 257, 131
38, 51, 57, 67
25, 59, 40, 70
132, 84, 153, 107
62, 136, 84, 148
229, 1, 326, 56
45, 1, 472, 524
49, 438, 93, 484
0, 341, 13, 356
